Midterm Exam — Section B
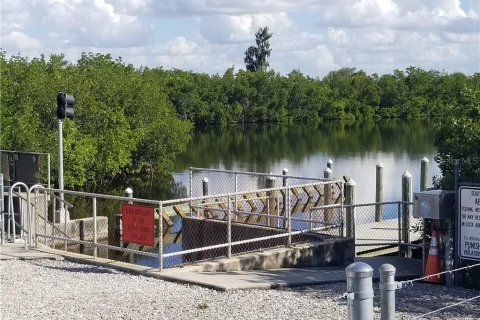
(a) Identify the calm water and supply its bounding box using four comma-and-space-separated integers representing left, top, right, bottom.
172, 119, 441, 203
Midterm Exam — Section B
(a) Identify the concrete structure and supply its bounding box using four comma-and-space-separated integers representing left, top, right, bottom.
182, 217, 354, 270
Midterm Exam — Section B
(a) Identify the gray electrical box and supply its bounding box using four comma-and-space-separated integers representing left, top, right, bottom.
413, 190, 455, 219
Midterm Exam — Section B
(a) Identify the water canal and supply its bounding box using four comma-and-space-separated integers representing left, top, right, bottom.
64, 118, 442, 268
172, 118, 441, 204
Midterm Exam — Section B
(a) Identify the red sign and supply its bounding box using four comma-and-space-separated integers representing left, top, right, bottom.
122, 204, 155, 246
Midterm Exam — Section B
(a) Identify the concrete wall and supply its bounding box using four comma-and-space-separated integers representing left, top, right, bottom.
182, 217, 354, 270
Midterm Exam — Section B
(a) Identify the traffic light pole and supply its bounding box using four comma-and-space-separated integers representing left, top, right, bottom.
57, 119, 66, 222
56, 92, 74, 223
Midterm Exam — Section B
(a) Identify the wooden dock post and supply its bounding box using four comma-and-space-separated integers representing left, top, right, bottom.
79, 219, 85, 254
202, 177, 209, 196
402, 171, 412, 258
420, 157, 429, 192
282, 168, 288, 224
266, 176, 277, 227
327, 159, 333, 170
114, 188, 132, 247
324, 167, 333, 223
345, 178, 356, 238
375, 162, 384, 222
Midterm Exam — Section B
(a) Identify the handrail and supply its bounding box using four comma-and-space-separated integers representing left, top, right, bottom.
49, 192, 74, 209
189, 166, 334, 182
7, 182, 30, 245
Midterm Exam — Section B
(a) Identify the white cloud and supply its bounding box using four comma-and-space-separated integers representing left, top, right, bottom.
1, 31, 40, 52
167, 37, 199, 55
199, 13, 291, 44
327, 28, 349, 45
0, 0, 477, 77
40, 0, 153, 47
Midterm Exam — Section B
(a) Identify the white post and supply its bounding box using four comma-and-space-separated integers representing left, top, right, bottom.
327, 159, 333, 171
420, 157, 429, 192
125, 187, 133, 204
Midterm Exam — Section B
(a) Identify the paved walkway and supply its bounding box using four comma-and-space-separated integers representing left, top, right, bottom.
0, 243, 62, 260
155, 256, 422, 291
0, 243, 422, 291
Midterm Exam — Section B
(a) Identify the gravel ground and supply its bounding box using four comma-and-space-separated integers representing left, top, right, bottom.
1, 259, 479, 320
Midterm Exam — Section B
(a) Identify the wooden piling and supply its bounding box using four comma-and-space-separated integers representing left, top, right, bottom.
345, 179, 356, 238
375, 162, 384, 222
420, 157, 429, 192
327, 159, 333, 171
202, 177, 209, 196
402, 171, 412, 258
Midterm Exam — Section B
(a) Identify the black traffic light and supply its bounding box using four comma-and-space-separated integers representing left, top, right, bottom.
57, 92, 75, 119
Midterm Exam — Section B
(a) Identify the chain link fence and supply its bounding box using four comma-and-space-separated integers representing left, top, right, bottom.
19, 176, 426, 271
349, 202, 420, 256
29, 179, 348, 269
189, 167, 331, 197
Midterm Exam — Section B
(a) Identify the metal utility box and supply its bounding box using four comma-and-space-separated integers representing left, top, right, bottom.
413, 190, 455, 219
0, 151, 40, 187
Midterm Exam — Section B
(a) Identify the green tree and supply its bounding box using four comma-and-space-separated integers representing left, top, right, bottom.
244, 27, 273, 72
434, 88, 480, 188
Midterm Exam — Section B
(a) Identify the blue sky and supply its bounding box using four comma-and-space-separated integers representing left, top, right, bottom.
1, 0, 479, 77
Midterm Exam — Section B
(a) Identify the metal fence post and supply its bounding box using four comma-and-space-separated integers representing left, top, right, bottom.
286, 187, 291, 246
44, 190, 48, 247
402, 171, 412, 258
234, 173, 238, 222
282, 168, 288, 225
345, 179, 356, 238
93, 197, 97, 258
376, 162, 384, 222
380, 264, 397, 320
227, 198, 232, 258
159, 202, 163, 271
324, 168, 333, 223
0, 173, 4, 245
397, 201, 402, 257
346, 262, 374, 320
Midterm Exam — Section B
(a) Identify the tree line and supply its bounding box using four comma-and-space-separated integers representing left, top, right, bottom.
1, 51, 478, 189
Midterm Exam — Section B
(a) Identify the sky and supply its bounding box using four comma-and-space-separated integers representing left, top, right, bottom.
1, 0, 479, 77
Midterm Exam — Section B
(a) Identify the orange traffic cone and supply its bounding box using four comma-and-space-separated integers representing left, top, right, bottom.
424, 230, 441, 283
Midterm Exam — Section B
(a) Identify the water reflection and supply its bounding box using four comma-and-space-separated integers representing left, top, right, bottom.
174, 119, 441, 203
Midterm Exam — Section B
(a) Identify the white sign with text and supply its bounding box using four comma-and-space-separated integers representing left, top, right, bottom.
459, 187, 480, 261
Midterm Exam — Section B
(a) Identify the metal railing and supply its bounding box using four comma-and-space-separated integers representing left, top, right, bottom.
29, 179, 344, 270
2, 175, 421, 271
189, 167, 333, 197
348, 201, 419, 256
